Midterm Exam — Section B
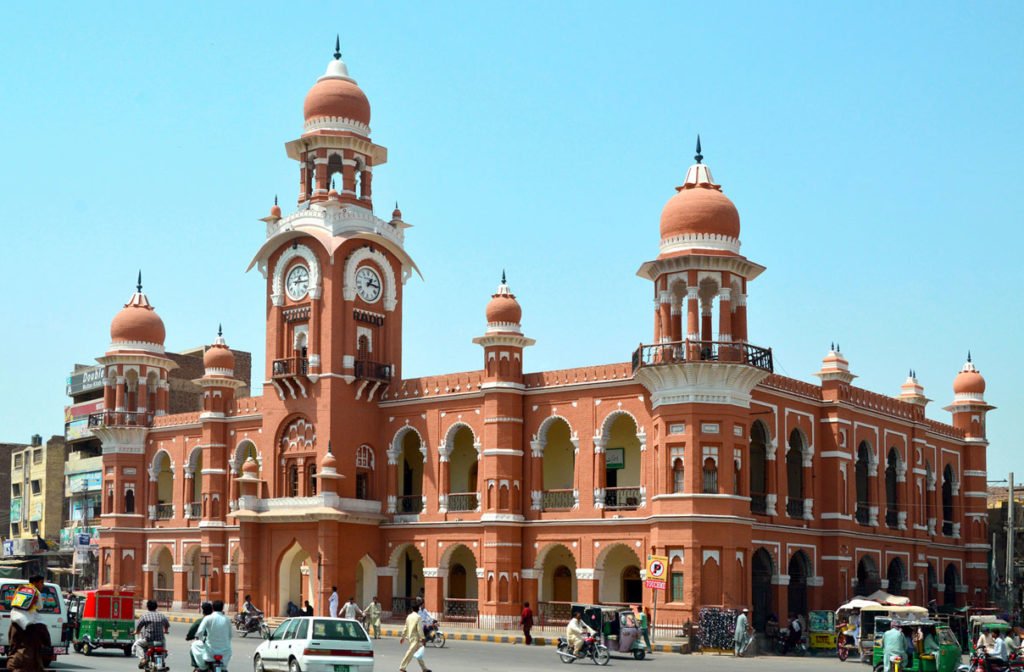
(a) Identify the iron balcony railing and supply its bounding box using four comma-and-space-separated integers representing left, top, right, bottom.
631, 340, 773, 374
787, 498, 805, 519
396, 495, 423, 514
447, 493, 477, 512
354, 360, 393, 384
750, 493, 767, 515
187, 502, 202, 519
604, 486, 641, 510
155, 503, 174, 520
88, 411, 154, 428
272, 356, 308, 378
542, 489, 576, 511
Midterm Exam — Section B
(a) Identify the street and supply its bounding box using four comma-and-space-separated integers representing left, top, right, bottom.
28, 633, 902, 672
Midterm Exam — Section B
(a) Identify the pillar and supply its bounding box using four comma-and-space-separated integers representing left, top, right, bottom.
718, 288, 733, 361
360, 169, 372, 200
670, 301, 682, 342
114, 378, 125, 411
700, 300, 713, 343
173, 566, 188, 611
686, 287, 700, 358
658, 293, 671, 342
734, 292, 748, 342
438, 456, 450, 511
342, 160, 356, 194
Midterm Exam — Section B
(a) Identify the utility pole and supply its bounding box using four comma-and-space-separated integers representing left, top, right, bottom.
1008, 473, 1015, 617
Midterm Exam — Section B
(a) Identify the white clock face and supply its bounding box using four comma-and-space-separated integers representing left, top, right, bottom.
286, 265, 310, 300
355, 266, 382, 303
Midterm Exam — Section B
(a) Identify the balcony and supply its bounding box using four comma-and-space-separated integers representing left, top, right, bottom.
187, 502, 202, 519
155, 503, 174, 520
447, 493, 477, 512
750, 493, 767, 515
631, 340, 774, 374
88, 410, 153, 429
855, 503, 870, 525
942, 520, 954, 536
272, 356, 308, 378
787, 498, 805, 519
354, 360, 392, 384
604, 486, 641, 510
542, 489, 576, 511
396, 495, 423, 514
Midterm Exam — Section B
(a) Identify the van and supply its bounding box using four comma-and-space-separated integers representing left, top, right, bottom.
0, 579, 71, 661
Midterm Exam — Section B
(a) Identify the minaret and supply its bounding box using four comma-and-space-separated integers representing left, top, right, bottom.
815, 343, 855, 401
944, 353, 994, 440
472, 272, 535, 382
897, 370, 929, 407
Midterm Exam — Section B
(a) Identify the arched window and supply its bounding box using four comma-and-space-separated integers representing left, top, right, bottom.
733, 459, 741, 496
885, 448, 900, 528
672, 458, 685, 494
288, 463, 299, 497
786, 430, 805, 518
749, 421, 769, 515
887, 558, 905, 596
925, 461, 934, 524
124, 488, 135, 514
356, 445, 374, 500
106, 486, 114, 515
855, 442, 871, 525
942, 465, 955, 536
702, 458, 718, 494
857, 556, 881, 595
308, 464, 318, 496
944, 564, 959, 606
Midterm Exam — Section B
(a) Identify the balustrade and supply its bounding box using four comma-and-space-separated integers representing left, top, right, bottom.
604, 487, 641, 510
446, 493, 477, 512
542, 489, 576, 511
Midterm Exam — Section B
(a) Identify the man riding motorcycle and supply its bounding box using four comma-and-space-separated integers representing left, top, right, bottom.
566, 611, 596, 656
134, 600, 170, 669
196, 600, 233, 670
186, 602, 214, 671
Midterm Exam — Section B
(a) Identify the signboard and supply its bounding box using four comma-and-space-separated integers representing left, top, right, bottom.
66, 366, 105, 396
9, 499, 21, 522
68, 471, 102, 494
605, 448, 625, 470
2, 541, 12, 557
645, 554, 668, 591
76, 533, 91, 548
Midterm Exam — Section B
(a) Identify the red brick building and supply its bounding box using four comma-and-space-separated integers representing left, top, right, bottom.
92, 45, 992, 627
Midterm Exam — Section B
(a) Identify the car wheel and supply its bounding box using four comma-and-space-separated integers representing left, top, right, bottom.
253, 654, 266, 672
81, 641, 92, 656
289, 657, 303, 672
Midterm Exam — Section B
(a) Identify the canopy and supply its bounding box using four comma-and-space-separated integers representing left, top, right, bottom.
863, 590, 912, 606
837, 598, 880, 611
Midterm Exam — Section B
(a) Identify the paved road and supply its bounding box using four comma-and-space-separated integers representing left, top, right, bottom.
33, 633, 885, 672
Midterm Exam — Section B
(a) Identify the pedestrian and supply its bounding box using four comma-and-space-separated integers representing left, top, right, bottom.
7, 575, 51, 672
636, 605, 652, 653
362, 596, 382, 639
520, 601, 534, 645
329, 586, 339, 618
341, 596, 363, 620
399, 601, 431, 672
302, 600, 314, 616
734, 608, 751, 657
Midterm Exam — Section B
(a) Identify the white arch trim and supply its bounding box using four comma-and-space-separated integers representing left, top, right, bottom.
535, 415, 579, 453
534, 542, 579, 570
594, 409, 645, 452
388, 542, 425, 569
439, 543, 479, 570
343, 246, 397, 311
389, 425, 427, 464
442, 422, 478, 458
185, 445, 203, 477
148, 449, 175, 482
148, 543, 175, 565
231, 440, 262, 475
271, 244, 322, 307
594, 542, 642, 572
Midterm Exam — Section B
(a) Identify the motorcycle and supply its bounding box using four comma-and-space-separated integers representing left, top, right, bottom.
234, 612, 270, 638
959, 649, 1012, 672
424, 623, 447, 648
772, 628, 808, 656
143, 642, 169, 672
837, 629, 857, 662
207, 653, 227, 672
556, 635, 610, 665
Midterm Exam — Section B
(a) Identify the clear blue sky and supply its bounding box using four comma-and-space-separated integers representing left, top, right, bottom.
2, 3, 1021, 476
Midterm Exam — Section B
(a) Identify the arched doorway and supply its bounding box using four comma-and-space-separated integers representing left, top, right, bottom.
786, 430, 805, 518
398, 431, 424, 514
538, 543, 577, 622
942, 465, 955, 536
749, 421, 769, 514
603, 413, 641, 509
447, 426, 478, 512
944, 565, 959, 606
855, 442, 871, 524
887, 558, 906, 596
788, 551, 810, 617
153, 546, 173, 605
441, 544, 479, 618
278, 542, 312, 614
857, 556, 881, 595
391, 544, 425, 612
541, 418, 575, 509
355, 555, 377, 607
597, 544, 643, 604
751, 549, 773, 632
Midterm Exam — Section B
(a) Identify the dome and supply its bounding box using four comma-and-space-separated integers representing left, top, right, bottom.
953, 356, 986, 395
659, 180, 740, 241
242, 457, 259, 475
485, 274, 521, 326
303, 51, 370, 127
110, 277, 165, 347
204, 327, 235, 372
321, 449, 337, 470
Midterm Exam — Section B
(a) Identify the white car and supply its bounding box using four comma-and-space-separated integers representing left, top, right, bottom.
0, 579, 70, 662
254, 616, 374, 672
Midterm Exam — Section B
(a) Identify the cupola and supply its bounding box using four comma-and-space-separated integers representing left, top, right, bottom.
203, 325, 236, 376
484, 272, 523, 333
303, 36, 371, 132
109, 272, 166, 351
952, 353, 986, 400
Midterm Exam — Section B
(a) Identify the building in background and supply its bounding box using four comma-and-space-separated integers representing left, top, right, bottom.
988, 485, 1023, 615
4, 435, 67, 580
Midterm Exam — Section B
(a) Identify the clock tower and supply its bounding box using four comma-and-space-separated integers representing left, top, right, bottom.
245, 39, 420, 500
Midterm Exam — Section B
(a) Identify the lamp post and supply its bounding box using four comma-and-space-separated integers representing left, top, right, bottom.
201, 554, 211, 602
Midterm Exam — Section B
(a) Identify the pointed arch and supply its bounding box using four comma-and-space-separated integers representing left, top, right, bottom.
597, 409, 643, 445
355, 554, 378, 607
537, 415, 577, 449
443, 421, 478, 454
390, 425, 427, 462
276, 540, 313, 615
231, 439, 260, 475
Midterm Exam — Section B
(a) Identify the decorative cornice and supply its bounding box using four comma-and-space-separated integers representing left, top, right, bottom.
303, 115, 371, 135
634, 361, 770, 409
659, 232, 740, 255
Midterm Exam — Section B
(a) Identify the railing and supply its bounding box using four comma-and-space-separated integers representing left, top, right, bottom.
187, 502, 202, 519
542, 489, 576, 511
355, 360, 393, 384
443, 598, 479, 622
604, 486, 641, 510
392, 596, 417, 616
787, 498, 805, 519
153, 589, 174, 608
272, 356, 308, 378
88, 410, 154, 428
750, 493, 767, 515
537, 601, 573, 625
155, 503, 174, 520
855, 504, 870, 525
186, 590, 201, 608
447, 493, 477, 512
885, 508, 899, 528
396, 495, 423, 514
632, 340, 774, 374
942, 520, 954, 536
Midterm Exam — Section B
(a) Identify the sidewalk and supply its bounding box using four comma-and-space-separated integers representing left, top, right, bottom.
162, 611, 690, 653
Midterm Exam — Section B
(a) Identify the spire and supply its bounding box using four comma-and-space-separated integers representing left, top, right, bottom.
334, 35, 341, 60
218, 323, 223, 338
136, 270, 143, 293
274, 194, 278, 206
695, 134, 703, 164
502, 269, 507, 285
328, 440, 333, 454
967, 350, 972, 363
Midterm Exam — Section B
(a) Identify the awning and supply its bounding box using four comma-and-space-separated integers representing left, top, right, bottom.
837, 598, 880, 611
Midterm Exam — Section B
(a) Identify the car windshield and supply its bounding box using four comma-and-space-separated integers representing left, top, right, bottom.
311, 619, 368, 641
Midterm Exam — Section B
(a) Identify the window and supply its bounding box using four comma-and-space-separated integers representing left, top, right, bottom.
11, 484, 20, 498
272, 619, 293, 641
312, 619, 370, 641
13, 454, 22, 469
288, 465, 299, 497
32, 449, 42, 465
673, 458, 685, 494
0, 585, 60, 614
29, 522, 39, 535
670, 572, 685, 602
702, 458, 718, 494
293, 618, 310, 639
124, 489, 135, 514
30, 480, 41, 496
11, 524, 20, 537
308, 465, 318, 496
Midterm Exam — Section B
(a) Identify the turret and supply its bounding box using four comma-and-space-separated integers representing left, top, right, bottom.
944, 353, 994, 439
472, 272, 535, 383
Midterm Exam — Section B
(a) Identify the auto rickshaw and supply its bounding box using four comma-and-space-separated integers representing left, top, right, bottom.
967, 616, 1011, 655
869, 617, 961, 672
858, 604, 929, 662
808, 609, 837, 655
571, 604, 648, 660
68, 588, 135, 656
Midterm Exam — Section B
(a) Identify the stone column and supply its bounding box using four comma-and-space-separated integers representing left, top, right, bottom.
700, 299, 713, 343
718, 288, 733, 361
686, 287, 700, 359
734, 292, 748, 342
172, 565, 189, 611
658, 292, 672, 342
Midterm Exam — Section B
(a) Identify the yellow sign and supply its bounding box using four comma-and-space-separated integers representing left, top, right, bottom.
645, 554, 668, 590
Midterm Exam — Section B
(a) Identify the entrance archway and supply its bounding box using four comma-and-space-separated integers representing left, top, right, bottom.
355, 555, 377, 607
788, 551, 810, 617
278, 541, 312, 615
752, 548, 773, 631
537, 543, 577, 621
596, 543, 643, 604
857, 556, 881, 595
390, 544, 425, 611
441, 544, 478, 600
887, 558, 906, 596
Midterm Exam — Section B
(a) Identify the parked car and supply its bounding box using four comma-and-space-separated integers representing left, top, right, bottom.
253, 616, 374, 672
0, 578, 71, 664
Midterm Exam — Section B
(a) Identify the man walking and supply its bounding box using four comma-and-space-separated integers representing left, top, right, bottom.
399, 602, 431, 672
520, 601, 534, 645
341, 596, 363, 620
734, 608, 751, 657
196, 600, 233, 670
329, 586, 339, 618
362, 596, 382, 639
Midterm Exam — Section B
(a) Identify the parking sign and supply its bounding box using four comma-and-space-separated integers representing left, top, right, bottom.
645, 554, 668, 591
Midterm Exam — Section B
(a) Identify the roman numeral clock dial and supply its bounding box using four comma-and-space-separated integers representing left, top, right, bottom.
355, 266, 382, 303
